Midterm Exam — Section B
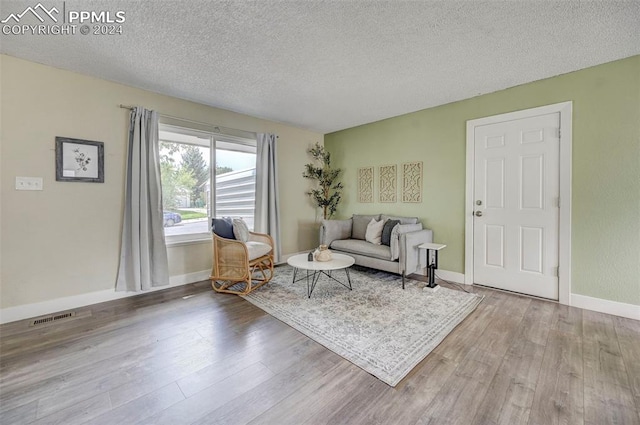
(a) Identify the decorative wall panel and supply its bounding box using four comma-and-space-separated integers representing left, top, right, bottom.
379, 164, 397, 203
402, 161, 423, 203
358, 167, 374, 203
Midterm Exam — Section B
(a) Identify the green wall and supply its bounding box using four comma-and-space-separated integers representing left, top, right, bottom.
325, 55, 640, 305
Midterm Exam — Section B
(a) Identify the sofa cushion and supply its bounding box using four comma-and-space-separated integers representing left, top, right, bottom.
381, 219, 400, 246
330, 239, 391, 261
381, 214, 419, 225
352, 214, 380, 240
365, 218, 384, 245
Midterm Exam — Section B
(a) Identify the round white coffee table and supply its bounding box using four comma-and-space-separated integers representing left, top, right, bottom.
287, 253, 355, 298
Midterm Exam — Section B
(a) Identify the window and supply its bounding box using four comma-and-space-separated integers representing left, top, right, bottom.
158, 122, 257, 243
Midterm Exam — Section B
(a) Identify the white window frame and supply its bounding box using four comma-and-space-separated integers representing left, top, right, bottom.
158, 121, 257, 246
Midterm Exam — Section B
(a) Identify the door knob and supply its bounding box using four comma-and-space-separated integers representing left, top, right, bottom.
474, 211, 483, 217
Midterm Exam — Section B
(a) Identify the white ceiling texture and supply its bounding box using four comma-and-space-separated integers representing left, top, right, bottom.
1, 1, 639, 133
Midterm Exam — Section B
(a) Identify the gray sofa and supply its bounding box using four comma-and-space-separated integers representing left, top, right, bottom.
319, 214, 433, 288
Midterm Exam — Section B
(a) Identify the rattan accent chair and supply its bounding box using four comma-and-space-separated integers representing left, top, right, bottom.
210, 231, 275, 295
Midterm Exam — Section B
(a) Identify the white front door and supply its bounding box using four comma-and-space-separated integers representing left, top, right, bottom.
472, 112, 560, 300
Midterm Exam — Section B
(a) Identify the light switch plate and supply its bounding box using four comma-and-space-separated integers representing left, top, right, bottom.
15, 177, 43, 191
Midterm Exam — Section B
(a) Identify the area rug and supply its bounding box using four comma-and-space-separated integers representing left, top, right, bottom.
243, 265, 483, 386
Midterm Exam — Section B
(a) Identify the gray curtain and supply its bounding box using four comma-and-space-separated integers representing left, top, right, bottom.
116, 107, 169, 291
255, 133, 282, 262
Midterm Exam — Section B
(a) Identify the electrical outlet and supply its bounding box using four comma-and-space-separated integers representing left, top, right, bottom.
15, 177, 43, 191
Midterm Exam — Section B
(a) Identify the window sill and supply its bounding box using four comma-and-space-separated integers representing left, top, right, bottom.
165, 234, 211, 248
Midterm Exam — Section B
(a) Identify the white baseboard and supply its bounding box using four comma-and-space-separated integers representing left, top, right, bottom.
433, 269, 466, 285
4, 269, 637, 324
0, 270, 211, 325
279, 251, 310, 265
168, 270, 211, 287
571, 293, 640, 320
430, 271, 637, 320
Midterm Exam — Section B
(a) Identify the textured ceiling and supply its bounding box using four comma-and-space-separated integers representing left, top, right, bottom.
1, 1, 639, 133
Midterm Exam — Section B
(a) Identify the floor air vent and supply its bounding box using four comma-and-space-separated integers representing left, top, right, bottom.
30, 311, 76, 326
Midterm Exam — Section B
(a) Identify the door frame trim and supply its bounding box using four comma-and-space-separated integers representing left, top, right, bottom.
464, 101, 572, 304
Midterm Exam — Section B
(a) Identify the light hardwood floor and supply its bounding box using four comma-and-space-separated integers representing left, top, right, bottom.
1, 271, 639, 425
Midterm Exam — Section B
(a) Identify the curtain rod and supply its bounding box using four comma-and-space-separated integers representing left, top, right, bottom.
118, 104, 276, 138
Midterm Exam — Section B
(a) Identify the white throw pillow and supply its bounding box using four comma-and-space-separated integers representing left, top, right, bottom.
365, 218, 385, 245
232, 218, 250, 242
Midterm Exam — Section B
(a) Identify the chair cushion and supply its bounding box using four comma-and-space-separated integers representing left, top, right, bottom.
352, 214, 381, 240
330, 239, 391, 261
212, 217, 235, 239
233, 218, 250, 242
246, 241, 272, 260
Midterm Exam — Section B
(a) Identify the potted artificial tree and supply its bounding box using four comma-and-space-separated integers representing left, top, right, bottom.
302, 143, 343, 219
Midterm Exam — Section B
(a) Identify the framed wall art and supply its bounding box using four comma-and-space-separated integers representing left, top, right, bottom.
55, 137, 104, 183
